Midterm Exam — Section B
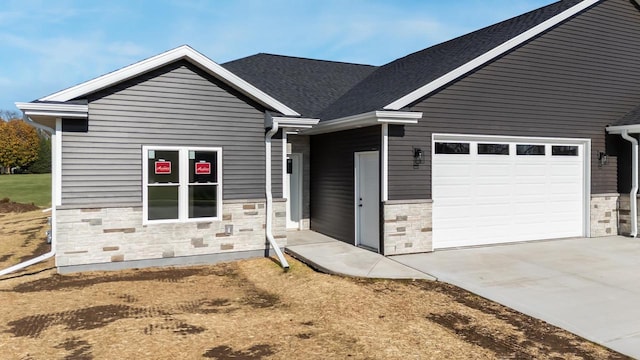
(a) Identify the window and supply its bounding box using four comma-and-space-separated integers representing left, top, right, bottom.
143, 146, 222, 223
435, 142, 470, 154
517, 145, 545, 156
552, 145, 579, 156
478, 143, 509, 155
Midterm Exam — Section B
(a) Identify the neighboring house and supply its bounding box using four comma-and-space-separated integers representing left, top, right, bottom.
14, 0, 640, 272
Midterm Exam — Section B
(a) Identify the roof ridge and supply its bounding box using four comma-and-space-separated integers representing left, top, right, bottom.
225, 52, 376, 68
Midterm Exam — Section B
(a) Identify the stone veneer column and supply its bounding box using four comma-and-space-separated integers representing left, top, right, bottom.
55, 199, 286, 270
590, 193, 618, 237
618, 194, 632, 236
382, 200, 432, 255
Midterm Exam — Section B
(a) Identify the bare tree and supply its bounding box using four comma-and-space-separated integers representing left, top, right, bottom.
0, 110, 20, 122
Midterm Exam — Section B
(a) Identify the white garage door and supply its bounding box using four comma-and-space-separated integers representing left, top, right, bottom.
432, 135, 586, 249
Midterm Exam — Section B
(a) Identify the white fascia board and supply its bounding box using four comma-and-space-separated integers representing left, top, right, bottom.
39, 45, 300, 117
384, 0, 601, 110
271, 117, 320, 129
16, 102, 88, 119
606, 124, 640, 134
302, 111, 422, 135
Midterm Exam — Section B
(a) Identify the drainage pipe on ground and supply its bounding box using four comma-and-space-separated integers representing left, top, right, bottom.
0, 114, 55, 277
621, 129, 638, 237
265, 121, 290, 270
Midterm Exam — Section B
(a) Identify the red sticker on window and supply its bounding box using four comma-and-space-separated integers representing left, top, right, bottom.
155, 161, 171, 174
195, 161, 211, 175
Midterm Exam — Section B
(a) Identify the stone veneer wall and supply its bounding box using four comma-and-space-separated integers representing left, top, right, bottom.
618, 194, 635, 236
590, 193, 618, 237
383, 200, 432, 255
55, 199, 286, 269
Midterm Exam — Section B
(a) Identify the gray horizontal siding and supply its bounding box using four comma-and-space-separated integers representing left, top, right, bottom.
310, 126, 380, 244
390, 0, 640, 200
61, 60, 281, 206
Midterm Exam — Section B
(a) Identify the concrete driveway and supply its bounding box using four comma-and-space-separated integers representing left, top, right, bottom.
393, 236, 640, 359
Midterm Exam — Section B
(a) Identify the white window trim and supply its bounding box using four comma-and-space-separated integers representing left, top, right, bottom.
142, 145, 223, 225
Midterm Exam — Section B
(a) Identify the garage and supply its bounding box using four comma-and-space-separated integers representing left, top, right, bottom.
432, 135, 588, 249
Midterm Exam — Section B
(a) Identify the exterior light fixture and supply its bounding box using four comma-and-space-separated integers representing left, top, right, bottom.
413, 147, 424, 166
598, 151, 608, 167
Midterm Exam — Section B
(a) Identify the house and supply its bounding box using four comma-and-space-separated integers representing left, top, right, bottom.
13, 0, 640, 273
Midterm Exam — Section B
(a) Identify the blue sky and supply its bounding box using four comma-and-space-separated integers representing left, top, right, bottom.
0, 0, 556, 113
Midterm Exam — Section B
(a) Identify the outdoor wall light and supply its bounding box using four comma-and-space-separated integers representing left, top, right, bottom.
413, 147, 424, 166
598, 151, 608, 167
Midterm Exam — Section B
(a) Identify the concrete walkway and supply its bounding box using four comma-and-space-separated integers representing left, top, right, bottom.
285, 230, 434, 280
393, 236, 640, 359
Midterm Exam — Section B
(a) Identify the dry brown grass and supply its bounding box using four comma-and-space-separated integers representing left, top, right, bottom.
0, 211, 629, 360
0, 210, 53, 275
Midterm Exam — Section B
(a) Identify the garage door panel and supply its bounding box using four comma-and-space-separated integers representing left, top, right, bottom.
433, 137, 585, 249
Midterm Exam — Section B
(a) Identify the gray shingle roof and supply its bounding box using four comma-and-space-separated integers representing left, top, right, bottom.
614, 104, 640, 126
221, 0, 590, 121
222, 54, 376, 117
317, 0, 586, 120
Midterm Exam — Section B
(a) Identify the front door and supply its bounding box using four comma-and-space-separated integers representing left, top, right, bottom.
286, 153, 302, 229
355, 151, 379, 251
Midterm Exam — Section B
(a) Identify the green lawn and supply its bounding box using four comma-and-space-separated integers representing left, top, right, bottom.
0, 173, 51, 207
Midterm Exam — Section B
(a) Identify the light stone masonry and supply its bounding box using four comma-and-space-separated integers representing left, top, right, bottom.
383, 200, 432, 255
590, 193, 618, 237
55, 199, 286, 268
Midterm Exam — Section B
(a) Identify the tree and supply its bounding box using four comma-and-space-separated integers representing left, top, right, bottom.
0, 110, 20, 122
0, 120, 40, 173
27, 136, 52, 173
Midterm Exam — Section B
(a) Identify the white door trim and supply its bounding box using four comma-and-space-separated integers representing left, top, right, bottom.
432, 133, 591, 247
354, 151, 380, 252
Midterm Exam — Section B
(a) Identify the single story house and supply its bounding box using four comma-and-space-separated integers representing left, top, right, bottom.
12, 0, 640, 273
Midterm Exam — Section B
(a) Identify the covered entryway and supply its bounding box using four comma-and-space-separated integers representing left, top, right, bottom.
432, 134, 588, 249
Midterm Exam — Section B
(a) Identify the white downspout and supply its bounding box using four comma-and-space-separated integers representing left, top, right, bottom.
265, 121, 290, 270
621, 130, 638, 237
0, 114, 56, 277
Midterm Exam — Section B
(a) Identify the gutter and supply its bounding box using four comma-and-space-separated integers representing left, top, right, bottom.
265, 120, 290, 270
0, 113, 56, 277
621, 130, 639, 237
263, 113, 318, 270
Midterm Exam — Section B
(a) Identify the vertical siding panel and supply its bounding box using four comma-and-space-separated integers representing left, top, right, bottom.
61, 60, 272, 206
310, 126, 381, 243
390, 0, 640, 199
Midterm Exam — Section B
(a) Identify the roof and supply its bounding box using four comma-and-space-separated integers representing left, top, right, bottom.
611, 104, 640, 127
222, 54, 376, 118
37, 45, 300, 117
317, 0, 595, 121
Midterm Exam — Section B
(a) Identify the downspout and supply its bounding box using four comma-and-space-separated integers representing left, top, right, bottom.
621, 130, 638, 237
0, 114, 56, 277
265, 121, 290, 270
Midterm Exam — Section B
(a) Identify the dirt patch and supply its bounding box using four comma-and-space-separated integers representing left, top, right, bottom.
6, 305, 133, 338
0, 198, 39, 213
55, 337, 93, 360
9, 267, 214, 292
0, 211, 630, 359
203, 344, 275, 359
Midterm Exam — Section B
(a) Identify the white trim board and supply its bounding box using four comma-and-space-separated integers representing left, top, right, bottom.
39, 45, 300, 117
384, 0, 601, 110
301, 111, 421, 135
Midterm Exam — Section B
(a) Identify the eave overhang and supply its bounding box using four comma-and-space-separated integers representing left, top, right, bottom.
300, 110, 422, 135
606, 124, 640, 134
